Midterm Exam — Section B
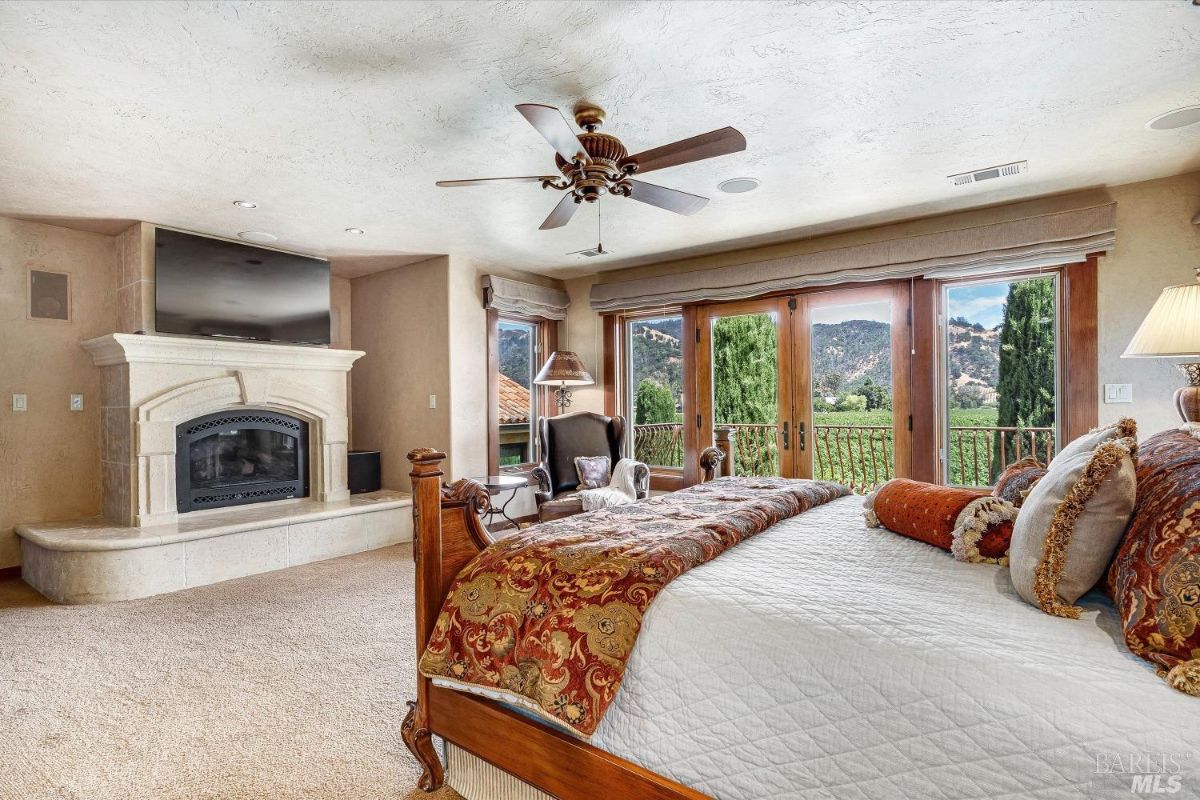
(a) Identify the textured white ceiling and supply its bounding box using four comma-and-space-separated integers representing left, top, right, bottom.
1, 1, 1198, 279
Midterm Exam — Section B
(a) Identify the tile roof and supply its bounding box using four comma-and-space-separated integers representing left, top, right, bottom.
499, 374, 531, 425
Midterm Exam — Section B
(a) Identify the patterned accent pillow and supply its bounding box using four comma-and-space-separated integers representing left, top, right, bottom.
864, 478, 1017, 565
573, 455, 611, 489
1008, 418, 1137, 619
1107, 425, 1200, 697
993, 457, 1048, 508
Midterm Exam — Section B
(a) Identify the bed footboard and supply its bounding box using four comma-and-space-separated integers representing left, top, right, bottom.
403, 447, 712, 800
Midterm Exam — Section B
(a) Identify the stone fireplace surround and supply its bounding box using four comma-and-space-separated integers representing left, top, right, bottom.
15, 333, 413, 603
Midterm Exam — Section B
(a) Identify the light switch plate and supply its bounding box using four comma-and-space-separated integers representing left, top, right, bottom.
70, 393, 84, 411
428, 394, 437, 409
1104, 383, 1133, 404
12, 394, 27, 412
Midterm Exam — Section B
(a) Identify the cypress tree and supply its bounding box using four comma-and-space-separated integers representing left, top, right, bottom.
713, 314, 778, 474
993, 278, 1056, 478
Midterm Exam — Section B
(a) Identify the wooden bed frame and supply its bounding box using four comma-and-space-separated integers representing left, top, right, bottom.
402, 432, 733, 800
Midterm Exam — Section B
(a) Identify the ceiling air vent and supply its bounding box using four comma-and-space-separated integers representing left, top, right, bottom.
948, 161, 1028, 187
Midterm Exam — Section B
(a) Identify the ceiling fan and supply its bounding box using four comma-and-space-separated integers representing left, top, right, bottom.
436, 102, 746, 230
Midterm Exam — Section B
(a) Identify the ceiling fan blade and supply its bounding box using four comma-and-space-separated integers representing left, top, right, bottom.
516, 104, 588, 164
626, 126, 746, 174
625, 179, 709, 215
539, 192, 581, 230
436, 176, 557, 187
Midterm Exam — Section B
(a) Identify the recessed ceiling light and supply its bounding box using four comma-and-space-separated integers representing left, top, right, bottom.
718, 177, 760, 194
345, 227, 365, 235
237, 231, 278, 243
1146, 106, 1200, 131
232, 200, 258, 209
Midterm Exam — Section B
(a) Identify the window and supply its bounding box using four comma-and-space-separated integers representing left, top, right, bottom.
941, 273, 1060, 486
489, 313, 552, 473
624, 313, 684, 468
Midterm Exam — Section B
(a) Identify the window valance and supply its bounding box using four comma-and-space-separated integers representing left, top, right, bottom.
589, 203, 1116, 312
484, 275, 570, 321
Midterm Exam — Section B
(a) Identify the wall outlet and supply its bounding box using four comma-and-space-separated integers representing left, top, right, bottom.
12, 394, 27, 412
1104, 383, 1133, 404
428, 394, 437, 409
70, 393, 84, 411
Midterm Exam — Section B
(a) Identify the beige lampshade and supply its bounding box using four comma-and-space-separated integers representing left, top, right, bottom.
1122, 277, 1200, 358
534, 351, 594, 386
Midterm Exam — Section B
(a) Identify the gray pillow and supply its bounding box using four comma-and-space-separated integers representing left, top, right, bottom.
1008, 419, 1138, 618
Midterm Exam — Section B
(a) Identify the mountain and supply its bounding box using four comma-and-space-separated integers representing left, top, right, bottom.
630, 319, 683, 400
947, 318, 1000, 388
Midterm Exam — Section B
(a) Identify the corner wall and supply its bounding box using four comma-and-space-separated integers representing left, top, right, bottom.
0, 217, 118, 568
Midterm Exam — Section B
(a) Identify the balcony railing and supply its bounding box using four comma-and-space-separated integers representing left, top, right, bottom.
632, 422, 1056, 492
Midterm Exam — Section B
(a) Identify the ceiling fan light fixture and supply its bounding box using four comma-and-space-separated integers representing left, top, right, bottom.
718, 177, 760, 194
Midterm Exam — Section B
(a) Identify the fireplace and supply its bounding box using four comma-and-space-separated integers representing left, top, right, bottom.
176, 410, 309, 512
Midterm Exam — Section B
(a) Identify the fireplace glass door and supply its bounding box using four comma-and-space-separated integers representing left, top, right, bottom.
176, 411, 309, 512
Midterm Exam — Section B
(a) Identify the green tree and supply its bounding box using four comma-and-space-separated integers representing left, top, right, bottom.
713, 314, 778, 475
855, 378, 892, 411
634, 378, 676, 425
836, 393, 868, 412
815, 372, 843, 397
713, 314, 777, 424
993, 278, 1056, 477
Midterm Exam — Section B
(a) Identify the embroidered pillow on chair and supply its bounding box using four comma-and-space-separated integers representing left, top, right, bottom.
573, 455, 611, 489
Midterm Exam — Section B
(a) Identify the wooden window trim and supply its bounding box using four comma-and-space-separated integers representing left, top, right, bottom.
487, 311, 557, 476
603, 259, 1100, 488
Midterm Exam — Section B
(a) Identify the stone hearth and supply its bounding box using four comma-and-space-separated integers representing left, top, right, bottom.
15, 333, 413, 603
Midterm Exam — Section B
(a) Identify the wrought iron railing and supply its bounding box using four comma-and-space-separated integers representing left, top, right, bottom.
633, 422, 1056, 492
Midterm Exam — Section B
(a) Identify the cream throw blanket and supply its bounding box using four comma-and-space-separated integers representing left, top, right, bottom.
579, 458, 640, 511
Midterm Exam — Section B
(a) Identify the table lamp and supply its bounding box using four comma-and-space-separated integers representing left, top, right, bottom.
534, 351, 594, 412
1122, 268, 1200, 422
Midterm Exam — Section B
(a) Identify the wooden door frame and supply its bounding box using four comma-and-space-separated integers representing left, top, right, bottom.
791, 282, 912, 482
696, 297, 795, 477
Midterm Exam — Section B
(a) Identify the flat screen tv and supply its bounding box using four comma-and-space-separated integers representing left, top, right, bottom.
154, 228, 331, 344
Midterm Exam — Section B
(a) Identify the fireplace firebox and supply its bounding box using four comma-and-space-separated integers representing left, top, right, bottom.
176, 411, 309, 512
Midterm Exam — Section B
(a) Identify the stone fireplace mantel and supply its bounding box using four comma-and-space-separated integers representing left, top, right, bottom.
15, 333, 414, 604
82, 333, 366, 528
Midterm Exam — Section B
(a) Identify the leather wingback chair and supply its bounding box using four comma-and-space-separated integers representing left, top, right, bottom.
531, 412, 649, 522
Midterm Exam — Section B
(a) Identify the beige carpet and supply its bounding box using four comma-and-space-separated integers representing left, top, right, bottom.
0, 544, 462, 800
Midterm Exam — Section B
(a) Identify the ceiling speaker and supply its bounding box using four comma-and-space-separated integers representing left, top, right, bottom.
28, 269, 70, 321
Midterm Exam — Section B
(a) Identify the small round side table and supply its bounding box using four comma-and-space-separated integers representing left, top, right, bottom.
471, 474, 529, 529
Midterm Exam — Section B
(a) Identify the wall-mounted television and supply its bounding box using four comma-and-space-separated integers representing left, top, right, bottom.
154, 228, 331, 345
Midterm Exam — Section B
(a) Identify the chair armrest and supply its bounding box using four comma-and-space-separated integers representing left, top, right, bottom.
531, 465, 553, 505
622, 459, 650, 499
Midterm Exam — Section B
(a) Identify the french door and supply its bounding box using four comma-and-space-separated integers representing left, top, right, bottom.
697, 284, 911, 489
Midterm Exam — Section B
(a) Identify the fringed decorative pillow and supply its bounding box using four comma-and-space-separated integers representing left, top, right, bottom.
864, 478, 1016, 565
1008, 418, 1138, 619
1107, 425, 1200, 698
993, 457, 1048, 508
573, 455, 611, 489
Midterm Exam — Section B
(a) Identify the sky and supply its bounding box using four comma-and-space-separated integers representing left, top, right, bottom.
946, 282, 1010, 328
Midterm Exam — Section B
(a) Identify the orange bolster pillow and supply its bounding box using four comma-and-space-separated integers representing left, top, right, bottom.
864, 478, 1017, 565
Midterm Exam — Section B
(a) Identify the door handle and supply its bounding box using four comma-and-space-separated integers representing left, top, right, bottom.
798, 422, 806, 451
782, 420, 790, 450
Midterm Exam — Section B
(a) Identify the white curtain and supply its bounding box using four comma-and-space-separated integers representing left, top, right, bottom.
484, 275, 570, 320
589, 203, 1116, 312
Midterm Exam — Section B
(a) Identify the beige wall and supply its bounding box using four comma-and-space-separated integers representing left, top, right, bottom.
350, 256, 454, 492
575, 170, 1200, 441
0, 217, 118, 567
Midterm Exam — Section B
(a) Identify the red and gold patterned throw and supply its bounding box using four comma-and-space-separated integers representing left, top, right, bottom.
419, 476, 849, 736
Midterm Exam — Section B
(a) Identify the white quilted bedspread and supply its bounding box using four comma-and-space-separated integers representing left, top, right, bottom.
585, 495, 1200, 800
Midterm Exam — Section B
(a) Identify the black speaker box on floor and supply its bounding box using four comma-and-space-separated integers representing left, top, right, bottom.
347, 450, 381, 494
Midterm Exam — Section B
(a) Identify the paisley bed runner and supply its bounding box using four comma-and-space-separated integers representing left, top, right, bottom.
419, 476, 849, 737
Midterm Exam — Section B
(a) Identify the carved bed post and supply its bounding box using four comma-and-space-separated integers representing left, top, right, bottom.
716, 426, 736, 478
403, 448, 447, 791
